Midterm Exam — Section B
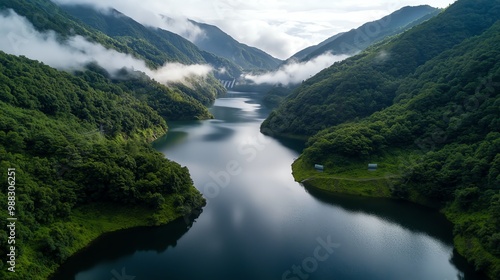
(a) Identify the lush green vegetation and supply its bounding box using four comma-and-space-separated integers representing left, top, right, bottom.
60, 4, 232, 97
0, 3, 228, 277
267, 0, 500, 278
262, 0, 500, 137
261, 85, 296, 109
0, 52, 206, 279
169, 74, 227, 106
0, 0, 135, 59
293, 158, 395, 198
75, 63, 213, 121
60, 4, 242, 79
2, 0, 230, 102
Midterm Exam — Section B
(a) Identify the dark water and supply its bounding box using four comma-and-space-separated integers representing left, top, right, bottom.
52, 91, 483, 280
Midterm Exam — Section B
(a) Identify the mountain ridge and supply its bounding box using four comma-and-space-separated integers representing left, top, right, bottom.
262, 0, 500, 137
262, 0, 500, 277
286, 5, 440, 64
188, 19, 283, 71
59, 4, 243, 79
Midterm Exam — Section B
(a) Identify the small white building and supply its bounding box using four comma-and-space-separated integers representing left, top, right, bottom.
315, 164, 324, 171
368, 164, 378, 171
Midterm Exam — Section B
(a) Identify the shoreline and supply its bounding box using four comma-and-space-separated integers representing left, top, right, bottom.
291, 159, 498, 279
16, 199, 191, 280
6, 126, 203, 280
42, 128, 207, 280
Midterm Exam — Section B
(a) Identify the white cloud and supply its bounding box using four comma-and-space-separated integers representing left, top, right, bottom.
160, 15, 206, 43
244, 52, 350, 85
149, 62, 212, 83
52, 0, 207, 42
213, 19, 309, 59
50, 0, 457, 60
0, 10, 212, 83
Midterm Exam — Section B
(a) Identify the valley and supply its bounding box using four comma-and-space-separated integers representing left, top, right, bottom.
0, 0, 498, 279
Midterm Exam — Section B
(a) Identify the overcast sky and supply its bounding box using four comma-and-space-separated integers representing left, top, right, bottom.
53, 0, 456, 59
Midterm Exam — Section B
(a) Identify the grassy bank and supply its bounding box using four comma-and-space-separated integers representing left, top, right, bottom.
4, 194, 188, 280
292, 155, 400, 198
292, 156, 499, 279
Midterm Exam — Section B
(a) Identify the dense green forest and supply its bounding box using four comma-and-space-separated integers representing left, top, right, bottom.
75, 63, 213, 121
0, 0, 498, 278
262, 6, 440, 110
262, 0, 500, 137
60, 4, 243, 79
0, 52, 206, 279
270, 0, 500, 277
0, 0, 133, 59
0, 0, 231, 117
0, 2, 237, 278
261, 85, 296, 109
0, 0, 232, 99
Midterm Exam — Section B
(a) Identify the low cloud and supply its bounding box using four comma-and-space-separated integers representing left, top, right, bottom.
52, 0, 206, 43
0, 10, 211, 83
244, 52, 349, 85
213, 18, 311, 59
50, 0, 457, 59
150, 62, 212, 82
160, 15, 206, 43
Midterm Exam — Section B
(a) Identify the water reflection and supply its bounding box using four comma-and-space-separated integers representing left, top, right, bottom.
302, 184, 488, 280
201, 125, 234, 142
51, 91, 484, 280
303, 185, 453, 242
50, 213, 199, 280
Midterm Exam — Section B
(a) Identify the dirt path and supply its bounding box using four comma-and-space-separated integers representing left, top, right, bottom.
301, 175, 400, 183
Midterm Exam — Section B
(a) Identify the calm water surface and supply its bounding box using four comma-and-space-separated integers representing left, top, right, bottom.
52, 91, 483, 280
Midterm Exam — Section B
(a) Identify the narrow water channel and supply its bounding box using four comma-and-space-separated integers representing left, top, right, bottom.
51, 91, 483, 280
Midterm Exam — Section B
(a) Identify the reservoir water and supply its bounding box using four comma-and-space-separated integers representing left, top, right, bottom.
52, 91, 483, 280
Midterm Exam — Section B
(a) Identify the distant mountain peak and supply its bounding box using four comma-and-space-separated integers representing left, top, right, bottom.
287, 5, 440, 63
185, 19, 283, 71
158, 14, 207, 43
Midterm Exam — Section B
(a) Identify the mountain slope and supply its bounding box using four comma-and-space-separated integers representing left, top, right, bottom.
188, 19, 282, 71
263, 6, 440, 110
0, 0, 138, 61
288, 32, 345, 62
294, 18, 500, 278
60, 5, 241, 78
262, 0, 500, 137
58, 4, 241, 101
0, 2, 220, 277
1, 0, 230, 105
262, 0, 500, 277
289, 5, 439, 64
0, 51, 205, 279
62, 6, 203, 65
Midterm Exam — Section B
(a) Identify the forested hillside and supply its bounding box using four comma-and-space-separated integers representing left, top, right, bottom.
60, 4, 242, 79
76, 63, 213, 120
1, 0, 229, 103
272, 0, 500, 277
262, 0, 500, 137
262, 6, 439, 110
0, 1, 237, 277
0, 51, 206, 279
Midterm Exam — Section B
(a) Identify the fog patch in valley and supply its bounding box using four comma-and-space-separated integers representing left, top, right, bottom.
244, 52, 349, 85
0, 10, 212, 84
